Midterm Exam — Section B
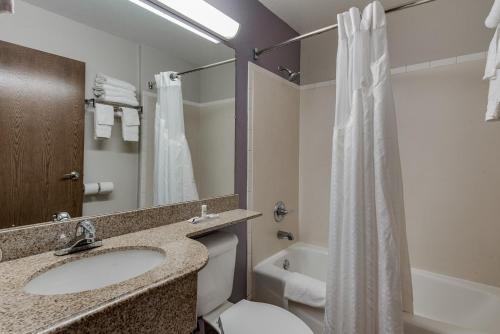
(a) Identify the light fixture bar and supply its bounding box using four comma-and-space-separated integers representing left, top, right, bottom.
155, 0, 240, 39
128, 0, 221, 44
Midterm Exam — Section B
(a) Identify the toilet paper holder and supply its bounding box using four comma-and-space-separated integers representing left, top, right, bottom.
83, 182, 114, 196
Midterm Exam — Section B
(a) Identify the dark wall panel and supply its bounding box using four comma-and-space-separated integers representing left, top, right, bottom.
206, 0, 301, 301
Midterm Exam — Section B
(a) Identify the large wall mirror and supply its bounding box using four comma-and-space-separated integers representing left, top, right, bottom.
0, 0, 236, 229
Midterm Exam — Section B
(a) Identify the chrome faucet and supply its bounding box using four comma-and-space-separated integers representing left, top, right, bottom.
55, 220, 102, 256
277, 230, 294, 241
53, 211, 71, 222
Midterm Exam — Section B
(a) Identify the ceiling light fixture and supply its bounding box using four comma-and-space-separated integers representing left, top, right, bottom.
155, 0, 240, 40
128, 0, 221, 44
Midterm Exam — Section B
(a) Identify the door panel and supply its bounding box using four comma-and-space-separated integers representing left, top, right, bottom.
0, 40, 85, 228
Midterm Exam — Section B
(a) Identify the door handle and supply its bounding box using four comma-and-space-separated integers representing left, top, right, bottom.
63, 171, 80, 181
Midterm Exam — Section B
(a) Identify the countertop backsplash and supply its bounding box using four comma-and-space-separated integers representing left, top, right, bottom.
0, 195, 239, 262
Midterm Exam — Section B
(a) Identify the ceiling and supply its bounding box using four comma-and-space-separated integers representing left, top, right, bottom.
258, 0, 420, 33
23, 0, 234, 66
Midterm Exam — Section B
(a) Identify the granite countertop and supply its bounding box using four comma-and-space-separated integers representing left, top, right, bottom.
0, 209, 261, 334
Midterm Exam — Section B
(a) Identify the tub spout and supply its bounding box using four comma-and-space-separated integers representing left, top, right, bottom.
277, 230, 294, 241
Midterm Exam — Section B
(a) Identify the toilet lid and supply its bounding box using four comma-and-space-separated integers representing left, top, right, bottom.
219, 300, 313, 334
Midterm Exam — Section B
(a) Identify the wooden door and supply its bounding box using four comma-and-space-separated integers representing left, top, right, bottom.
0, 40, 85, 228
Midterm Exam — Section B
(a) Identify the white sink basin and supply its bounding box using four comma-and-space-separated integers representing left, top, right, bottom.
24, 249, 166, 295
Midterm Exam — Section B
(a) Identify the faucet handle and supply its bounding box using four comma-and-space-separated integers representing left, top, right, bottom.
274, 201, 292, 222
76, 220, 96, 240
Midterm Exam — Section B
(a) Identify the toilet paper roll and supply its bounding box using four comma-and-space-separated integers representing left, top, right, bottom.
84, 183, 100, 196
98, 182, 114, 195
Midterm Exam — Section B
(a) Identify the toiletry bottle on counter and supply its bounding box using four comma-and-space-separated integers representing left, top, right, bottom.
201, 204, 207, 218
190, 205, 220, 224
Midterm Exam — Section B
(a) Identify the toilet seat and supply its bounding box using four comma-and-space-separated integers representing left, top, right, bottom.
218, 300, 313, 334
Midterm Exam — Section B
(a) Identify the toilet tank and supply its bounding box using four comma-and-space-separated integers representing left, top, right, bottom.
196, 231, 239, 316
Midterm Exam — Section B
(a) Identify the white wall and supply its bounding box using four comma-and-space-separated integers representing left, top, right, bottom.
140, 44, 200, 103
0, 0, 207, 216
199, 64, 236, 103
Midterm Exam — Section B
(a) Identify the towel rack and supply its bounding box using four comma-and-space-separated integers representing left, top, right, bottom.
85, 98, 143, 114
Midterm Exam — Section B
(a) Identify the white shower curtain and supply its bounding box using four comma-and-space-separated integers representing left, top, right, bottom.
153, 72, 198, 205
324, 2, 412, 334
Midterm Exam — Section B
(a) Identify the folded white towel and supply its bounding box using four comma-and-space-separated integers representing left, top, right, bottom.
486, 0, 500, 29
283, 272, 326, 308
96, 95, 139, 107
0, 0, 14, 13
121, 107, 140, 142
95, 73, 136, 92
484, 26, 500, 121
93, 84, 137, 99
94, 103, 114, 139
94, 90, 138, 101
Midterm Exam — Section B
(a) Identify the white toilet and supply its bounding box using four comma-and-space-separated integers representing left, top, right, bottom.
196, 231, 313, 334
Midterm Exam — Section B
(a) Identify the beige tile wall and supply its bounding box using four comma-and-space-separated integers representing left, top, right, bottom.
298, 58, 500, 287
394, 60, 500, 287
298, 83, 336, 247
247, 63, 300, 273
197, 100, 235, 199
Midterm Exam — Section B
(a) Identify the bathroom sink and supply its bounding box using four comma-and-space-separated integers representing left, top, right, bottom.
24, 249, 166, 295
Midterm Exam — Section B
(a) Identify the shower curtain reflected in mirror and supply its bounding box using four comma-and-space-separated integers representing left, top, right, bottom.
153, 72, 199, 205
324, 2, 412, 333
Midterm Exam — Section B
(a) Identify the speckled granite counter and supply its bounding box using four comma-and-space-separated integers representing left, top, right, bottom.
0, 209, 261, 334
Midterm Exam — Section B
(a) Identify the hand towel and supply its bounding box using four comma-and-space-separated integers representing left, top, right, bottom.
484, 26, 500, 121
0, 0, 14, 14
486, 0, 500, 29
96, 95, 139, 107
283, 272, 326, 308
121, 107, 140, 142
95, 73, 136, 92
94, 103, 114, 139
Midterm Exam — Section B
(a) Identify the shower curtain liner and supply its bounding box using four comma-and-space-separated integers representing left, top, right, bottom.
153, 72, 199, 205
324, 2, 412, 334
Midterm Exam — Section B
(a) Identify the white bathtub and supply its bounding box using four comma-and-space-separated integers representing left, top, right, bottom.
253, 243, 500, 334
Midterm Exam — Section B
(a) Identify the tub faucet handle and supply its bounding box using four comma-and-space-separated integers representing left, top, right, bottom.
274, 201, 291, 222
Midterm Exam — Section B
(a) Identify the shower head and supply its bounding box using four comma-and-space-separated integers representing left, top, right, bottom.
278, 66, 300, 82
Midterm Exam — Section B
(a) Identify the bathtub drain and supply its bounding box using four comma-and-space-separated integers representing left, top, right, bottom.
283, 259, 290, 270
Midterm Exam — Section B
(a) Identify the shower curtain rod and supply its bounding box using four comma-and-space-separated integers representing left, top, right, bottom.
147, 57, 236, 89
172, 57, 237, 78
253, 0, 437, 60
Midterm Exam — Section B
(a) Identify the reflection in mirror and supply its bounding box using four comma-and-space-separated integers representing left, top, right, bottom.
0, 0, 236, 229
